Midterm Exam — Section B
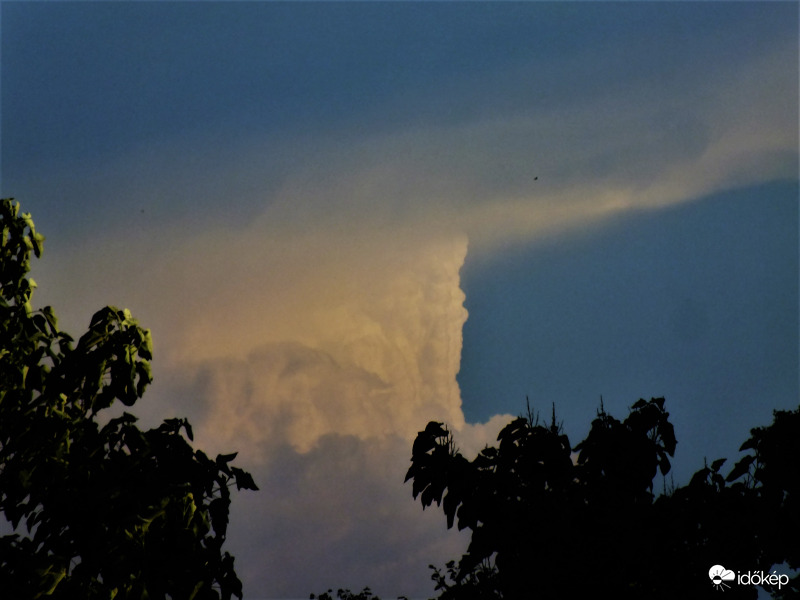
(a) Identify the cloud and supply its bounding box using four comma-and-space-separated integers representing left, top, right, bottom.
33, 210, 483, 596
224, 434, 471, 598
84, 217, 484, 597
131, 220, 469, 451
32, 173, 534, 596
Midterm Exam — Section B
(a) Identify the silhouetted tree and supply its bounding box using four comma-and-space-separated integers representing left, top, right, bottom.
427, 557, 502, 600
407, 398, 799, 599
0, 198, 258, 599
309, 587, 409, 600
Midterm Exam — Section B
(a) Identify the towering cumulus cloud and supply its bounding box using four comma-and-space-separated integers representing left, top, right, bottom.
84, 210, 496, 596
169, 222, 471, 456
31, 166, 509, 594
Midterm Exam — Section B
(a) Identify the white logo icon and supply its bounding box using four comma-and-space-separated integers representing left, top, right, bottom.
709, 565, 735, 591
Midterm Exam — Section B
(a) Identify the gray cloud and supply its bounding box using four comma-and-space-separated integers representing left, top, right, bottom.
224, 434, 470, 598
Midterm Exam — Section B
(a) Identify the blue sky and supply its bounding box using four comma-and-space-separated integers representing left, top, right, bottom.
1, 2, 798, 598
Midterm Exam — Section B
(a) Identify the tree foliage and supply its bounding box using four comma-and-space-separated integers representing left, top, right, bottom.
0, 198, 258, 599
309, 587, 406, 600
407, 398, 800, 599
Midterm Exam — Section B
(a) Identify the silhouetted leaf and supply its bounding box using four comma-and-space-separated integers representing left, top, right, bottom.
726, 454, 755, 483
231, 467, 258, 491
711, 458, 727, 472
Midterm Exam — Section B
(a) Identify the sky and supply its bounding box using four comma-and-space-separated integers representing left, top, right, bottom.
1, 2, 798, 598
